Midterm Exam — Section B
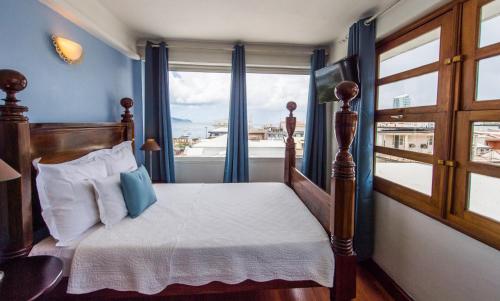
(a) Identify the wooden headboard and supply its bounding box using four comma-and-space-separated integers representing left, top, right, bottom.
0, 69, 135, 260
30, 122, 133, 164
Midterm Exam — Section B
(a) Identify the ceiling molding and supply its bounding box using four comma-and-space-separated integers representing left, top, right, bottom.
39, 0, 140, 59
136, 39, 325, 72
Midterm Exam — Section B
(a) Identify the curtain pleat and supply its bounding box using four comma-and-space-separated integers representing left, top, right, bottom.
145, 42, 176, 183
302, 49, 327, 189
348, 19, 376, 261
224, 44, 249, 182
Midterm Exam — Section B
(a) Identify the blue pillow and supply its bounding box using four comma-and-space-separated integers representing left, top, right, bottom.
120, 165, 157, 218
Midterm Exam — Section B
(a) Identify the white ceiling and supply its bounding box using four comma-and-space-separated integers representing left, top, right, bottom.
99, 0, 389, 45
42, 0, 450, 59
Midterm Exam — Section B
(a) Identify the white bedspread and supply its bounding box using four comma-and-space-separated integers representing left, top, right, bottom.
67, 183, 334, 294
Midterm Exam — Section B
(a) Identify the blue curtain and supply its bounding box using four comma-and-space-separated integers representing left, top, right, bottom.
224, 44, 249, 183
144, 42, 176, 183
348, 19, 376, 261
302, 49, 327, 189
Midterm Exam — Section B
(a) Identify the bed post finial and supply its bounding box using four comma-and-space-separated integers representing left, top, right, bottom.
0, 69, 28, 121
284, 101, 297, 186
120, 97, 135, 150
0, 69, 33, 261
120, 97, 134, 123
331, 81, 359, 301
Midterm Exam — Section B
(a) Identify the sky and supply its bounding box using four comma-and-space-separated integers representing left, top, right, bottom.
477, 11, 500, 100
169, 72, 309, 127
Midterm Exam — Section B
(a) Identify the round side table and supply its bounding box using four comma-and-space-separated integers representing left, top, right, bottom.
0, 255, 63, 301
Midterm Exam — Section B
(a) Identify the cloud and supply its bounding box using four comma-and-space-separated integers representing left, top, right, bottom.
170, 71, 309, 110
169, 71, 310, 125
246, 73, 309, 112
169, 72, 231, 105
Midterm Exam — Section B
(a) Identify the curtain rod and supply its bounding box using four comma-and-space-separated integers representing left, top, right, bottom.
142, 43, 233, 51
138, 42, 326, 55
364, 0, 404, 25
336, 0, 404, 44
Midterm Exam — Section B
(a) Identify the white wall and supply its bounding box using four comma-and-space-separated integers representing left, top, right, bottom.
374, 192, 500, 301
174, 157, 302, 183
327, 1, 500, 300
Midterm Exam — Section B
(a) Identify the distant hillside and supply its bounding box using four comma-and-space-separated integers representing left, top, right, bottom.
172, 117, 192, 123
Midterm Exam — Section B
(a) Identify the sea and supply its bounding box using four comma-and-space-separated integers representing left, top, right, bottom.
172, 120, 215, 139
172, 119, 282, 140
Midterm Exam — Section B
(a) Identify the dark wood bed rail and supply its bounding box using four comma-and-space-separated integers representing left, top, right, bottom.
285, 81, 359, 301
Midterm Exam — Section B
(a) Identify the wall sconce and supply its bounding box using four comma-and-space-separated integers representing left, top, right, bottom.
52, 35, 83, 64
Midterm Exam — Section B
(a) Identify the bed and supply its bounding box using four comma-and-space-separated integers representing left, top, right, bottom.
0, 69, 359, 300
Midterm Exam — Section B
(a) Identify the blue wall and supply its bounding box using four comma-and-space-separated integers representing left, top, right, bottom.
0, 0, 143, 162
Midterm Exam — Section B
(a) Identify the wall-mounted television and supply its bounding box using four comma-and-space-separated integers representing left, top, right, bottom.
314, 55, 359, 104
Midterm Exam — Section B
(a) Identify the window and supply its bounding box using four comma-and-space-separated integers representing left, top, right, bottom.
169, 71, 309, 159
246, 73, 309, 158
478, 0, 500, 47
376, 122, 435, 154
169, 71, 230, 157
375, 0, 500, 249
452, 0, 500, 249
375, 153, 433, 195
374, 10, 453, 213
378, 28, 441, 78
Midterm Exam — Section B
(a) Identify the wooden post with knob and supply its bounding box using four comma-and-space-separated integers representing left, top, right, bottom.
284, 101, 297, 187
0, 69, 33, 261
331, 81, 359, 301
120, 97, 135, 151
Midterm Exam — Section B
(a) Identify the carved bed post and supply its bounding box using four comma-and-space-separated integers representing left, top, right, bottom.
284, 101, 297, 186
0, 69, 33, 261
120, 97, 135, 149
331, 81, 359, 301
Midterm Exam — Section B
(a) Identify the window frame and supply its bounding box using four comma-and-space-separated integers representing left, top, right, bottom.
461, 0, 500, 110
375, 13, 455, 115
449, 0, 500, 248
374, 9, 455, 218
374, 113, 447, 212
451, 110, 500, 246
374, 0, 500, 250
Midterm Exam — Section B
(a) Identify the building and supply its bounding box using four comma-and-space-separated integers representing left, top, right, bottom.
392, 94, 411, 108
376, 122, 434, 154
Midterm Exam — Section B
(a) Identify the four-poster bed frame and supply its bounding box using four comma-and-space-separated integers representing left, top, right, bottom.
0, 69, 359, 301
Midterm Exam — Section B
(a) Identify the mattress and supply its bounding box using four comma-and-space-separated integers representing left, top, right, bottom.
35, 183, 334, 294
29, 224, 101, 276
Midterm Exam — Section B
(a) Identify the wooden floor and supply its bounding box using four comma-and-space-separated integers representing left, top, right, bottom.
143, 264, 394, 301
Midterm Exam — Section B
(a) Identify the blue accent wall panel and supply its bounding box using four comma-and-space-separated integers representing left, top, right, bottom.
0, 0, 143, 162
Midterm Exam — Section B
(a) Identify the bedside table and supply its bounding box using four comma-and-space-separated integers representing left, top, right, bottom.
0, 255, 63, 301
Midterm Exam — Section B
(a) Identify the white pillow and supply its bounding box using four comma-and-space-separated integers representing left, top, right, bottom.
91, 174, 128, 227
36, 159, 107, 246
33, 141, 136, 176
99, 141, 137, 175
32, 151, 98, 171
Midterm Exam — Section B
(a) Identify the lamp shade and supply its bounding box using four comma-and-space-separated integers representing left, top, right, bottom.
141, 139, 161, 151
52, 35, 83, 64
0, 159, 21, 182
